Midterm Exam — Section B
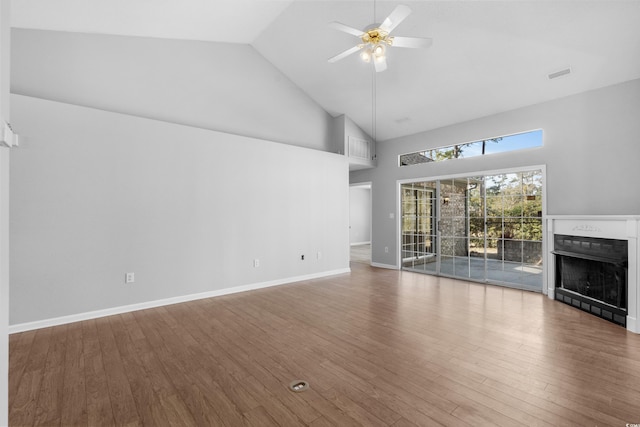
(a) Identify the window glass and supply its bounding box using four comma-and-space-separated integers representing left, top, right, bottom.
399, 129, 542, 167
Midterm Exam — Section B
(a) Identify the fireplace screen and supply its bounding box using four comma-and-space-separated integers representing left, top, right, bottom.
553, 234, 628, 326
558, 256, 626, 308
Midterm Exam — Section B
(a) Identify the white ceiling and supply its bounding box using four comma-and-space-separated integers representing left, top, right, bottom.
10, 0, 295, 44
11, 0, 640, 142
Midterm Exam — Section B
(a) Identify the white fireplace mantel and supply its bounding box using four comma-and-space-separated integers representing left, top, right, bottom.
546, 215, 640, 334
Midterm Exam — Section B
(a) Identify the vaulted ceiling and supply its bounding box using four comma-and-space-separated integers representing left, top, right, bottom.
11, 0, 640, 142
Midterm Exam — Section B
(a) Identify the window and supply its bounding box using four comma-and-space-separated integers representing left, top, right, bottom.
400, 169, 544, 291
399, 129, 543, 167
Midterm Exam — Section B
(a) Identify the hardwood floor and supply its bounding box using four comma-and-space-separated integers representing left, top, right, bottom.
350, 244, 371, 264
9, 263, 640, 426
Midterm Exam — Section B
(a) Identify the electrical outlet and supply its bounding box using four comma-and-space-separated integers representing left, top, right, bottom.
384, 247, 389, 253
253, 259, 260, 268
317, 251, 322, 260
125, 272, 135, 283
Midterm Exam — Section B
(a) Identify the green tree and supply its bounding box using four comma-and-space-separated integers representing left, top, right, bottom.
428, 137, 503, 161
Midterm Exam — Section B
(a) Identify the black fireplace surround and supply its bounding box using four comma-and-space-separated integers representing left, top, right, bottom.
553, 234, 628, 326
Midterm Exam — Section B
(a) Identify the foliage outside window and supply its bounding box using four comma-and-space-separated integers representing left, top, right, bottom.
399, 129, 543, 167
471, 171, 543, 249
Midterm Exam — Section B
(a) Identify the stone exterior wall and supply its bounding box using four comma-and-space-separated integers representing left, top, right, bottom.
498, 239, 542, 264
440, 182, 468, 257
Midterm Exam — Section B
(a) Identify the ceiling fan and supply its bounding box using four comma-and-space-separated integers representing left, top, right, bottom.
328, 4, 433, 72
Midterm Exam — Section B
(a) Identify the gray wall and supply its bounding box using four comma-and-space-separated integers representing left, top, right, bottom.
0, 0, 9, 423
10, 94, 350, 326
351, 79, 640, 267
11, 28, 335, 152
349, 186, 371, 245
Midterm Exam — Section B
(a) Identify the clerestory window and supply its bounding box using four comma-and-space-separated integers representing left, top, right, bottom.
399, 129, 543, 167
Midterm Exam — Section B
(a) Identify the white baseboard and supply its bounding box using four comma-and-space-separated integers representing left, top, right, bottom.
370, 262, 399, 270
627, 316, 638, 334
9, 268, 351, 334
350, 241, 371, 246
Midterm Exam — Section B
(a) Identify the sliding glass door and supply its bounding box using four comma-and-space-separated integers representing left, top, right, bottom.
401, 169, 543, 291
485, 171, 543, 289
401, 182, 437, 273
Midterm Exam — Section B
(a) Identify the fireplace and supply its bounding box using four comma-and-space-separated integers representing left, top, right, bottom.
546, 216, 640, 334
552, 234, 627, 326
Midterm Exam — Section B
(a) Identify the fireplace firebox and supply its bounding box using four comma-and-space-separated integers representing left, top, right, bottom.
553, 234, 627, 326
547, 216, 640, 334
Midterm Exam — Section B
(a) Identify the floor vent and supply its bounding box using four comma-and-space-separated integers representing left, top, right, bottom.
289, 380, 309, 393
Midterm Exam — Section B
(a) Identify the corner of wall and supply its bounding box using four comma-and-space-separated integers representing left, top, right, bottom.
0, 0, 10, 424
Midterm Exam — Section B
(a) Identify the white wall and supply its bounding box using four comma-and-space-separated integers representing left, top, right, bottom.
344, 115, 373, 153
11, 28, 335, 152
349, 186, 371, 245
0, 0, 9, 423
9, 94, 350, 327
351, 79, 640, 267
332, 114, 374, 156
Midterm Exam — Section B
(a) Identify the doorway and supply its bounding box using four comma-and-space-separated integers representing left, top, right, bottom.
401, 169, 544, 291
350, 183, 372, 264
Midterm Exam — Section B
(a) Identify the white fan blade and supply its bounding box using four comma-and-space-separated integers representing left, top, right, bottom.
328, 45, 363, 63
374, 56, 387, 72
380, 4, 412, 34
329, 21, 364, 37
391, 36, 433, 49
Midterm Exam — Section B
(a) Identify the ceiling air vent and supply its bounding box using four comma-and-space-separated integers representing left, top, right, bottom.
548, 67, 571, 80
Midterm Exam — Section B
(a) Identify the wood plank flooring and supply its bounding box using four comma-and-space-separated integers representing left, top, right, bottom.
9, 263, 640, 426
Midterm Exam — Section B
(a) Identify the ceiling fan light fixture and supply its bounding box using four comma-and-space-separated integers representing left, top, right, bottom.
328, 4, 432, 72
360, 49, 372, 62
373, 44, 385, 58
